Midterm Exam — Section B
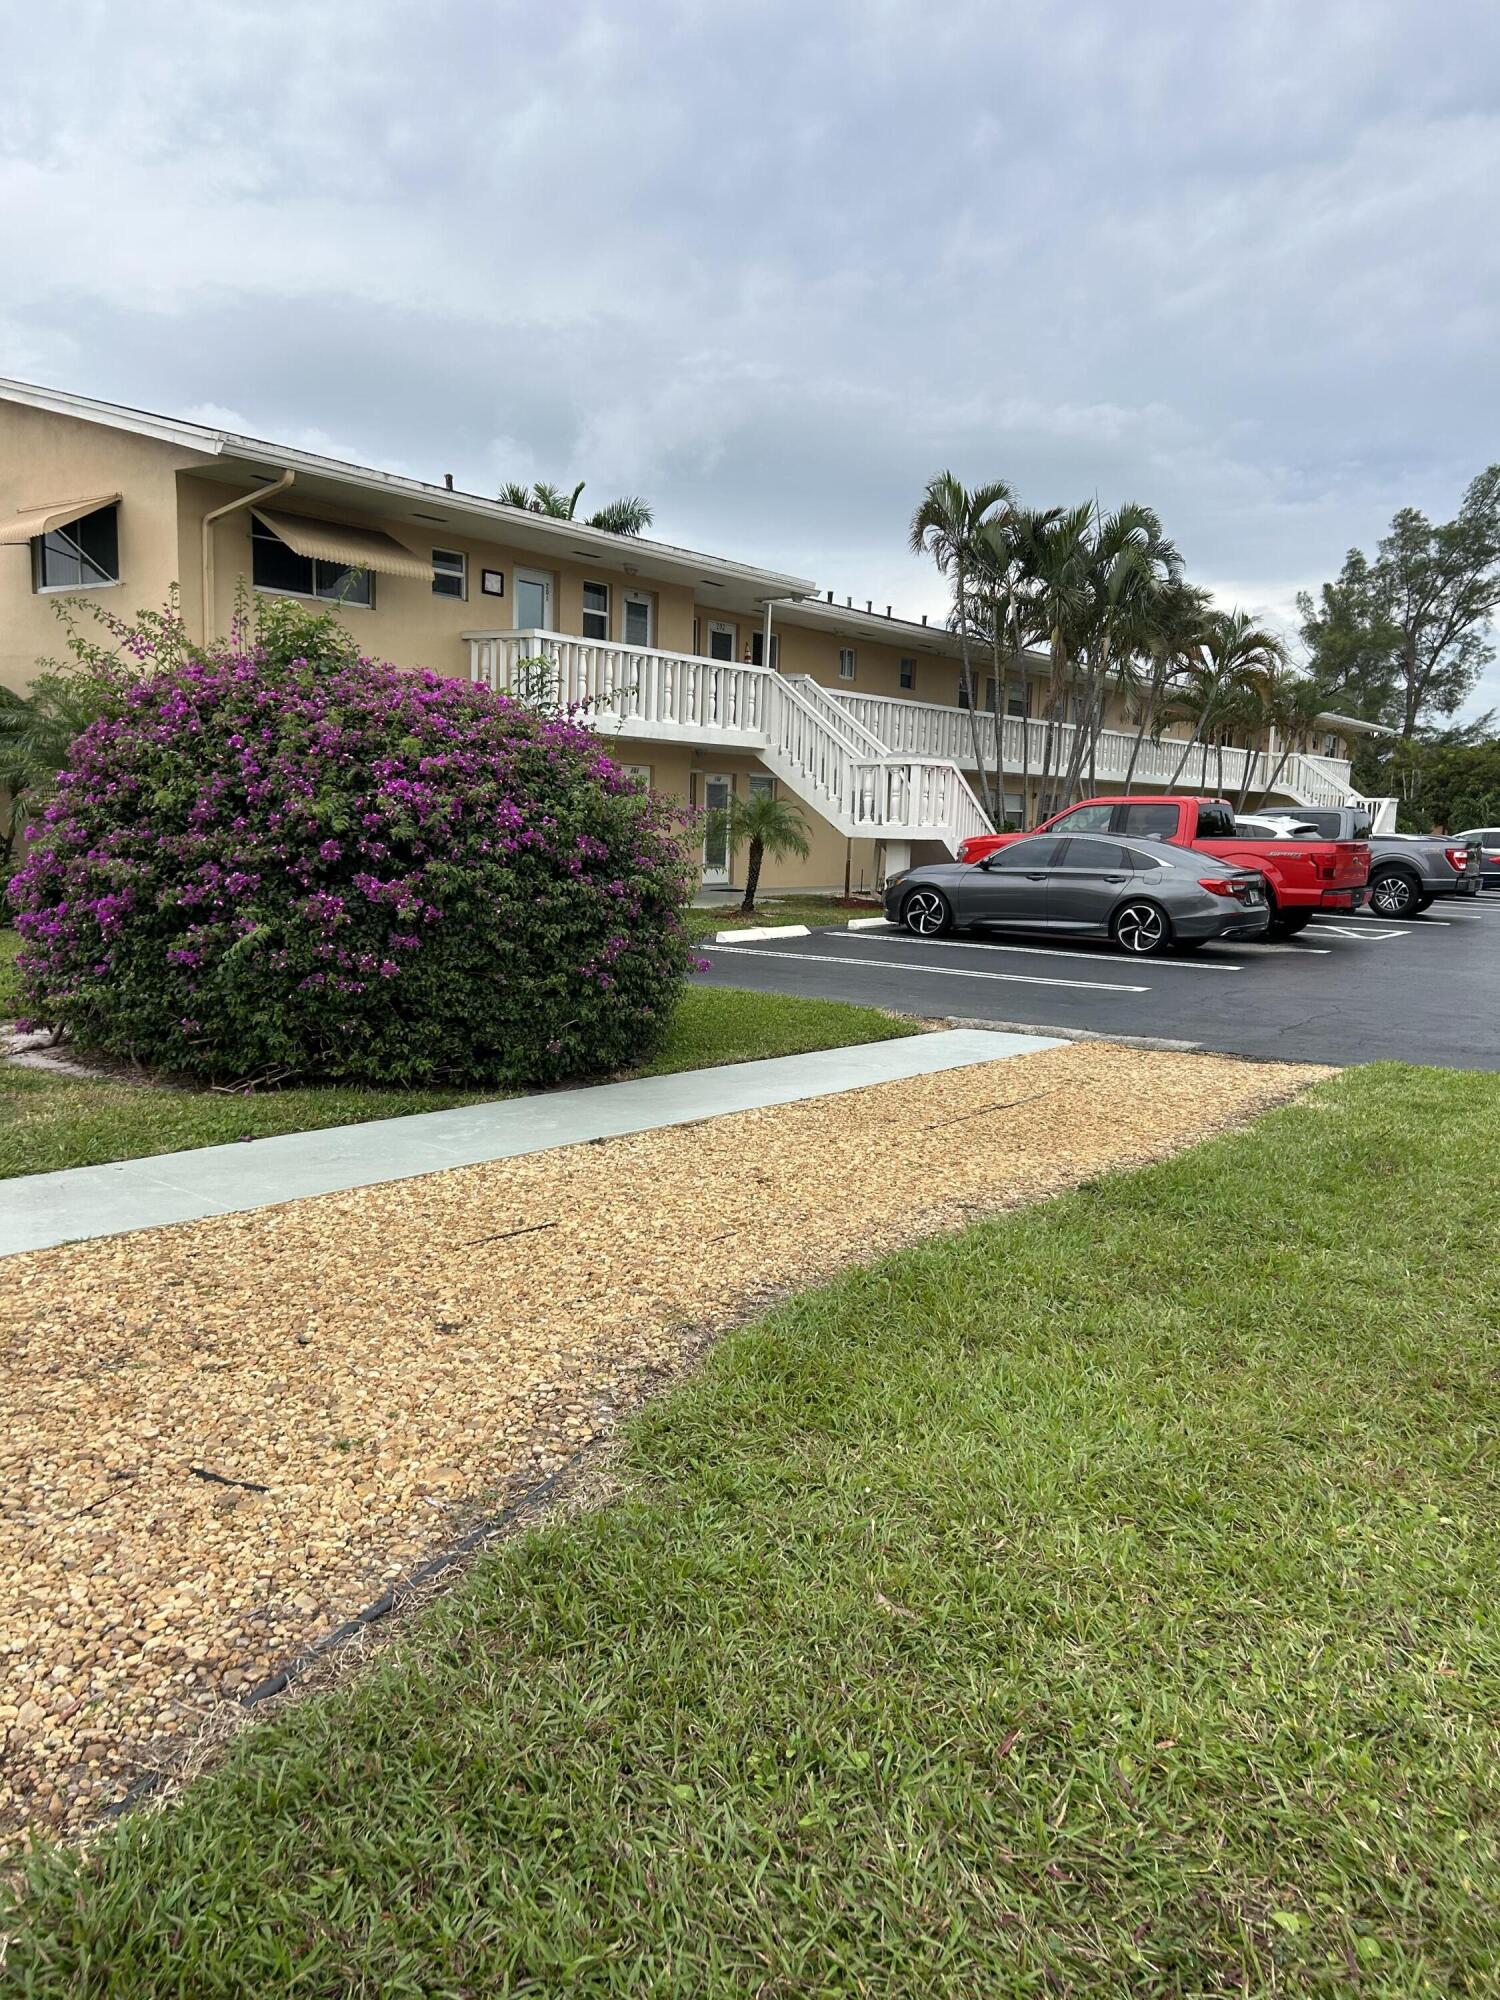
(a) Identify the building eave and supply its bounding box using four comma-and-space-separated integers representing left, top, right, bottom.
0, 375, 816, 604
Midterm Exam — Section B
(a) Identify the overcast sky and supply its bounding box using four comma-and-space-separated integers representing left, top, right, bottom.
3, 0, 1497, 714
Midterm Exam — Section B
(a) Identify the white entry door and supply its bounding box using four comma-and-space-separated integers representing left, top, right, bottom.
701, 773, 733, 885
514, 567, 554, 632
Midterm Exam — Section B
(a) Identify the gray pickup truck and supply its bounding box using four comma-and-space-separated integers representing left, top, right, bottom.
1240, 809, 1483, 918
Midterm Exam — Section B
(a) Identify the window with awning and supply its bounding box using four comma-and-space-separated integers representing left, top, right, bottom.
2, 496, 122, 590
249, 509, 433, 606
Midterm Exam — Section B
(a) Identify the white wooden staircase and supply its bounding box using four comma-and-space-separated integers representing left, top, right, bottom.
465, 631, 995, 855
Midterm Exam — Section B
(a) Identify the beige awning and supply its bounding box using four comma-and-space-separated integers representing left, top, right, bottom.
0, 494, 121, 546
251, 508, 433, 582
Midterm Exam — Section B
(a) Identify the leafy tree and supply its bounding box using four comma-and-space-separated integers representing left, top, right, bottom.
1299, 467, 1500, 737
498, 480, 653, 537
909, 472, 1012, 819
704, 790, 812, 913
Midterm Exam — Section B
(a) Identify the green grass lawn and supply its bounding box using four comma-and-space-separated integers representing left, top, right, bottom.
0, 983, 919, 1180
7, 1063, 1500, 1994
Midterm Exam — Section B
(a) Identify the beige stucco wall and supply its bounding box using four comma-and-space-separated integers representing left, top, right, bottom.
0, 404, 202, 694
176, 472, 702, 678
602, 740, 884, 896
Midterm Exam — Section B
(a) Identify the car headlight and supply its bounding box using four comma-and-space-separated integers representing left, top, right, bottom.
886, 871, 908, 892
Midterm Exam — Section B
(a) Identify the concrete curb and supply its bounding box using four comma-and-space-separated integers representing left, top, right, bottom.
845, 916, 894, 931
711, 923, 811, 943
943, 1015, 1202, 1053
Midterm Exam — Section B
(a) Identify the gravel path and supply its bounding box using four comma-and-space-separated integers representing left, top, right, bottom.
1, 1042, 1328, 1842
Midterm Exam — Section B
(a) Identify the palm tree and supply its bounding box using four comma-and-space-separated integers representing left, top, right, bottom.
1057, 503, 1181, 804
1248, 669, 1335, 809
1166, 610, 1286, 789
973, 507, 1057, 830
1120, 581, 1210, 789
909, 473, 1012, 821
498, 480, 653, 536
1017, 502, 1094, 820
705, 791, 813, 912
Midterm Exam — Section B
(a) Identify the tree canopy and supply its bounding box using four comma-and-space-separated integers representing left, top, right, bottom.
1298, 467, 1500, 739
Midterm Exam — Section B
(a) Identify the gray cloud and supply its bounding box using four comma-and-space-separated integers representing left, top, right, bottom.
3, 0, 1497, 713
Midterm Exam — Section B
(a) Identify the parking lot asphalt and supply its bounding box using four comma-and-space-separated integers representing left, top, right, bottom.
694, 895, 1500, 1070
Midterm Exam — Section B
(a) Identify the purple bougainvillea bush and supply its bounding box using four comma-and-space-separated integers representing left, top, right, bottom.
9, 643, 698, 1087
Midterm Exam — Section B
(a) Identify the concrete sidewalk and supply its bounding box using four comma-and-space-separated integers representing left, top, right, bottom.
0, 1028, 1059, 1257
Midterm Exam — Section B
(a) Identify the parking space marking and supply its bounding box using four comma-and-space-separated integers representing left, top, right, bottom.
823, 931, 1243, 972
1309, 924, 1407, 942
707, 945, 1150, 995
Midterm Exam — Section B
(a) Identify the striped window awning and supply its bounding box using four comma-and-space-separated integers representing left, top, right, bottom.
0, 494, 121, 546
251, 509, 433, 581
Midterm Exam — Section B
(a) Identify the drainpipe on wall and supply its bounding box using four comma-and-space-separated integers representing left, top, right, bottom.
200, 471, 295, 643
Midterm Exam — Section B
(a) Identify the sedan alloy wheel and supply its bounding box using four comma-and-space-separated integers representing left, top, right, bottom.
1112, 899, 1170, 956
902, 888, 951, 937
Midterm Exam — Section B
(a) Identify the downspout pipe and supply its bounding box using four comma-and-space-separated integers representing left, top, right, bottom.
200, 470, 294, 643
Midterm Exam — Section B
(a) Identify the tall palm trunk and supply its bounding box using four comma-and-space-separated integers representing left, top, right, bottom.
988, 607, 1009, 830
1018, 625, 1033, 825
1167, 691, 1216, 787
740, 836, 766, 914
1234, 733, 1266, 813
954, 553, 995, 821
1035, 634, 1068, 818
1252, 743, 1295, 811
1122, 688, 1157, 790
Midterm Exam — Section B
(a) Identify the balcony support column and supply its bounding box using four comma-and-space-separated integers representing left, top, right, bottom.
881, 840, 912, 883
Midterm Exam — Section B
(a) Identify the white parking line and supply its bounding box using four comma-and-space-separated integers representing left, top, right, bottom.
824, 930, 1243, 972
1309, 924, 1408, 943
707, 945, 1149, 994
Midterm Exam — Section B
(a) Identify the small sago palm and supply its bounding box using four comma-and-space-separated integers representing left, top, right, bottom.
706, 792, 812, 913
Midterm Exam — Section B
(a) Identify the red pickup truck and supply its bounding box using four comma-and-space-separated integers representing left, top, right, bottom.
958, 795, 1370, 938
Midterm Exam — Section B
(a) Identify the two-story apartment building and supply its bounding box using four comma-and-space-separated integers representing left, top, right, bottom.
0, 378, 1377, 894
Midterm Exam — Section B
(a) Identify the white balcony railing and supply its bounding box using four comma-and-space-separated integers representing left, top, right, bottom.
463, 631, 1355, 837
832, 692, 1353, 808
464, 630, 995, 853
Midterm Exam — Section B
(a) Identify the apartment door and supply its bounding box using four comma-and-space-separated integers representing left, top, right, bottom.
513, 567, 554, 632
701, 773, 733, 885
706, 620, 737, 660
621, 589, 655, 649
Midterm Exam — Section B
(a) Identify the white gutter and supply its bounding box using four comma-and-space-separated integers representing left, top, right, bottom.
200, 471, 294, 643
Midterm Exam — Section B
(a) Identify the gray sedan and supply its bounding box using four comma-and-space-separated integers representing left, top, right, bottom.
883, 832, 1271, 956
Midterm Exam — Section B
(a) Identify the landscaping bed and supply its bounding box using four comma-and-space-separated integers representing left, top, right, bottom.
0, 1041, 1322, 1852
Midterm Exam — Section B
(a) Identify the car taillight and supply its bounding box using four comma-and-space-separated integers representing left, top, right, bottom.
1198, 877, 1240, 897
1446, 846, 1470, 871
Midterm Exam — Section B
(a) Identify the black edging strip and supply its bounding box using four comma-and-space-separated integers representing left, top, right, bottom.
99, 1446, 591, 1825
